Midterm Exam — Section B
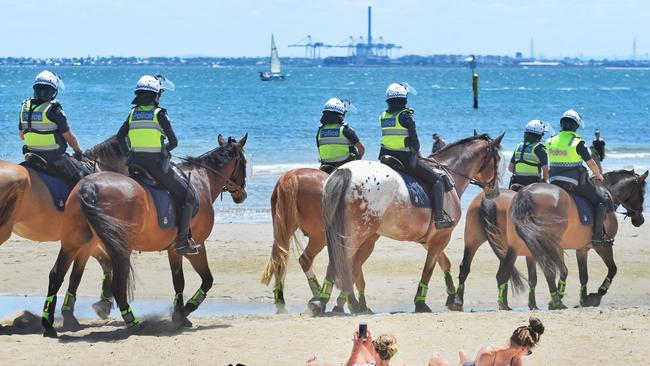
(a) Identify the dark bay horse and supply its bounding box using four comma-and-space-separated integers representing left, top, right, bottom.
318, 133, 504, 314
501, 170, 646, 310
41, 134, 248, 337
0, 136, 126, 320
259, 168, 457, 313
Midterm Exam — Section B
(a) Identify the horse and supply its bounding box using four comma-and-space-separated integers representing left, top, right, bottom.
40, 134, 248, 337
500, 169, 646, 310
259, 168, 458, 313
0, 136, 127, 321
316, 133, 504, 314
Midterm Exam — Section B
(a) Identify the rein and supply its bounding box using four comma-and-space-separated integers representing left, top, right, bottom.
592, 175, 642, 219
426, 136, 499, 189
173, 155, 246, 195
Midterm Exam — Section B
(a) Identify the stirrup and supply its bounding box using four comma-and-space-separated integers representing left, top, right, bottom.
591, 235, 613, 247
175, 239, 201, 256
434, 212, 455, 229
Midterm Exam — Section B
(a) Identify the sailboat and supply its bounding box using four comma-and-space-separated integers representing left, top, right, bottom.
260, 34, 286, 81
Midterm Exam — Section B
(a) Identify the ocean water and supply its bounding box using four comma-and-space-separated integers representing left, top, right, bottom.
1, 65, 649, 223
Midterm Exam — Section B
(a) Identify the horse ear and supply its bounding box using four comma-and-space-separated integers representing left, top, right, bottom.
492, 132, 505, 147
217, 134, 226, 146
473, 129, 478, 136
641, 170, 649, 181
239, 133, 248, 148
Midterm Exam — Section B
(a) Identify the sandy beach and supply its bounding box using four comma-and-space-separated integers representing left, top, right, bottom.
0, 219, 649, 365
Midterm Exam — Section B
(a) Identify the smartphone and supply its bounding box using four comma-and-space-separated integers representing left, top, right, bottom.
359, 322, 367, 339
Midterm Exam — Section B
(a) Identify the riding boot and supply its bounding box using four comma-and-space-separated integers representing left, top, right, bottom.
591, 202, 607, 246
431, 180, 454, 229
174, 203, 201, 256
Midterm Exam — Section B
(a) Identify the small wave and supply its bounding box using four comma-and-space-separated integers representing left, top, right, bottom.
253, 163, 319, 174
431, 84, 441, 89
598, 87, 631, 91
558, 87, 575, 91
607, 152, 650, 159
346, 81, 355, 86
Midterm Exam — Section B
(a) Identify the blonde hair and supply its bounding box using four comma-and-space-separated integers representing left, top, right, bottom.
510, 317, 545, 349
373, 334, 398, 361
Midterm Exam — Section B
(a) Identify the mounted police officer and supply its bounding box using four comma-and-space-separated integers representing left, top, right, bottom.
378, 82, 454, 229
546, 109, 608, 245
116, 75, 200, 256
316, 98, 365, 173
18, 71, 88, 184
508, 119, 549, 188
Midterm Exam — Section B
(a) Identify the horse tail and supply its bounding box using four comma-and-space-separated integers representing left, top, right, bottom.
261, 174, 301, 285
511, 189, 564, 276
478, 196, 525, 294
0, 182, 20, 227
77, 179, 134, 299
323, 168, 353, 292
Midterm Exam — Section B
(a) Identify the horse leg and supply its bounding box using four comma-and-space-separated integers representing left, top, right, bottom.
544, 264, 568, 310
167, 250, 192, 327
299, 235, 326, 299
91, 248, 114, 320
590, 245, 617, 307
526, 256, 539, 310
182, 247, 214, 321
454, 245, 479, 312
437, 252, 458, 311
61, 247, 93, 329
42, 246, 79, 338
576, 247, 591, 306
415, 234, 450, 313
495, 248, 517, 311
348, 234, 379, 314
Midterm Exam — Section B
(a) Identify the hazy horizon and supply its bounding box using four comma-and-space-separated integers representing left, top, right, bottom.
1, 0, 647, 60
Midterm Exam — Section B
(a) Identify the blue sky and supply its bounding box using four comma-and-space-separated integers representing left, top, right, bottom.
1, 0, 647, 59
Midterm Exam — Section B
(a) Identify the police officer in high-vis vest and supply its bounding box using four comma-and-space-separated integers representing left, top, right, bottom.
379, 82, 454, 229
507, 119, 549, 188
18, 71, 88, 184
546, 109, 608, 245
116, 75, 200, 256
316, 98, 365, 172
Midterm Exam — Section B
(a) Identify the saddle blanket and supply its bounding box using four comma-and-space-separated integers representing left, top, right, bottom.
134, 177, 199, 228
20, 162, 71, 211
570, 193, 593, 225
395, 170, 432, 208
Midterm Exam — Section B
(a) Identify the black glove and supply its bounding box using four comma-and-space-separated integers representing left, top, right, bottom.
73, 151, 83, 161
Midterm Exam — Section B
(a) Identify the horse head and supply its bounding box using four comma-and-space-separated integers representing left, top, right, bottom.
472, 132, 505, 190
605, 169, 647, 227
217, 133, 248, 203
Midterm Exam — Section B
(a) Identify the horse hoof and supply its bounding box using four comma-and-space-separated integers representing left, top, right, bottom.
172, 315, 193, 328
332, 305, 345, 314
43, 327, 58, 338
92, 299, 113, 320
62, 312, 81, 329
498, 303, 512, 311
548, 302, 568, 310
307, 299, 325, 316
529, 305, 539, 311
582, 293, 602, 307
414, 301, 432, 313
128, 322, 145, 333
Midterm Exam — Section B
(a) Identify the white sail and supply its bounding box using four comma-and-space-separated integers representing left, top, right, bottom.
270, 34, 281, 74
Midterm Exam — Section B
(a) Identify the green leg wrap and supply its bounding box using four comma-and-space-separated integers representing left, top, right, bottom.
42, 295, 57, 325
557, 278, 567, 299
549, 291, 561, 307
173, 292, 183, 308
120, 306, 139, 328
273, 283, 284, 304
497, 283, 508, 304
61, 291, 76, 312
414, 281, 428, 302
319, 278, 333, 301
444, 271, 456, 295
101, 273, 112, 300
307, 276, 321, 297
187, 288, 207, 307
598, 277, 612, 295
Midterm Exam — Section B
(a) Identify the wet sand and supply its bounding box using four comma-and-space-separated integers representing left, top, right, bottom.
0, 219, 649, 365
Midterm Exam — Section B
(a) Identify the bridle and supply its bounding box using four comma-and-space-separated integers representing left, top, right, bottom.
175, 152, 247, 195
598, 175, 644, 220
427, 136, 500, 190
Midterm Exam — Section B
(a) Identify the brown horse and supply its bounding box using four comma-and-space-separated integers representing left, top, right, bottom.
500, 169, 647, 310
40, 134, 248, 337
0, 136, 126, 320
316, 133, 504, 314
259, 168, 457, 313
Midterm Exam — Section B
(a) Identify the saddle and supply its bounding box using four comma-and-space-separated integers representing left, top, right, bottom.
20, 160, 73, 211
319, 164, 336, 174
128, 164, 199, 228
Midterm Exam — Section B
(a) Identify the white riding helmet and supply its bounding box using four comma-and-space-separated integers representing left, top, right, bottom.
525, 119, 547, 136
562, 109, 584, 128
34, 70, 63, 90
385, 83, 409, 100
323, 98, 347, 114
135, 75, 162, 93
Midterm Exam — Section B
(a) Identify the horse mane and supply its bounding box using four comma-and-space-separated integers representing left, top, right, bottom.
85, 135, 126, 161
184, 139, 246, 178
603, 169, 646, 206
436, 133, 490, 155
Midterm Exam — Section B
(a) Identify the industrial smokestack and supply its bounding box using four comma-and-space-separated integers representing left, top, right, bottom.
368, 6, 372, 46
